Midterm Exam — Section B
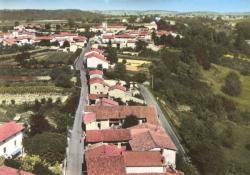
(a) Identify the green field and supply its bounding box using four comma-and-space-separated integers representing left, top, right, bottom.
201, 64, 250, 110
32, 51, 74, 64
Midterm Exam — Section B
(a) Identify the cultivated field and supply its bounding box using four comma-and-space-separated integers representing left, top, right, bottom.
118, 58, 151, 72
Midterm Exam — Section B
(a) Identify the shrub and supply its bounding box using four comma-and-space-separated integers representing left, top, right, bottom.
222, 72, 241, 96
23, 132, 66, 164
122, 115, 139, 128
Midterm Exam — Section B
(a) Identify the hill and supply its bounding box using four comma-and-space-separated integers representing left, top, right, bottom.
0, 9, 102, 21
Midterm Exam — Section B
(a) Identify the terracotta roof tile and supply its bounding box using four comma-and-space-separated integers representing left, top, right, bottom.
96, 98, 119, 106
109, 83, 126, 92
0, 166, 34, 175
89, 77, 104, 84
85, 144, 125, 159
88, 94, 107, 100
86, 155, 126, 175
86, 52, 108, 63
123, 151, 164, 167
83, 112, 96, 124
88, 69, 103, 75
86, 129, 131, 143
129, 130, 177, 151
0, 121, 24, 142
85, 106, 159, 125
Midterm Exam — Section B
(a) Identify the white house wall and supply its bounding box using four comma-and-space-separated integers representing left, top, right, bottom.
125, 166, 164, 174
0, 132, 23, 158
87, 57, 109, 69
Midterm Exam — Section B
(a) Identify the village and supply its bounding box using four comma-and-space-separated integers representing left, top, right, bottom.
0, 18, 184, 175
0, 6, 250, 175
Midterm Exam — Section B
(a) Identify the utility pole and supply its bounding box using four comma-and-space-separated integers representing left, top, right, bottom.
151, 74, 154, 89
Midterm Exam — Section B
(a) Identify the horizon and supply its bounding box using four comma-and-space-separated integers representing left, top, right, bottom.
0, 0, 250, 13
1, 9, 250, 14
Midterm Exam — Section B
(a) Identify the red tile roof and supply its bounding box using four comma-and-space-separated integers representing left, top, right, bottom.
103, 35, 115, 39
83, 112, 96, 124
85, 106, 159, 125
86, 155, 126, 175
89, 77, 104, 84
123, 151, 164, 167
0, 166, 34, 175
89, 69, 103, 75
129, 130, 177, 151
86, 52, 108, 63
86, 129, 131, 143
96, 98, 119, 106
0, 121, 24, 142
109, 83, 126, 92
91, 48, 104, 54
35, 36, 53, 41
115, 34, 136, 39
88, 94, 107, 100
56, 32, 78, 37
4, 38, 16, 44
85, 144, 125, 159
129, 123, 165, 135
73, 36, 87, 42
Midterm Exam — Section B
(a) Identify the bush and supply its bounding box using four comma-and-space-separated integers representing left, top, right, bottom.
122, 115, 139, 128
222, 72, 241, 96
23, 132, 67, 164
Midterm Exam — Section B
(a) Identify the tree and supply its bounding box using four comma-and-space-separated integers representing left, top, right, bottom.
15, 52, 30, 65
133, 72, 147, 83
135, 40, 148, 52
68, 19, 75, 28
45, 23, 51, 30
62, 40, 70, 48
14, 21, 19, 27
222, 72, 241, 96
11, 99, 15, 105
29, 113, 50, 136
106, 47, 118, 64
23, 132, 67, 164
122, 115, 139, 128
56, 24, 61, 31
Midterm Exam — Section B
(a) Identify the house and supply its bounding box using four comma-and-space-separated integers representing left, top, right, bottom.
0, 166, 34, 175
108, 83, 144, 104
0, 121, 24, 158
69, 36, 87, 52
96, 98, 119, 106
84, 144, 184, 175
85, 106, 160, 130
89, 77, 109, 95
129, 123, 177, 168
144, 21, 158, 30
123, 151, 166, 173
88, 69, 103, 79
85, 129, 131, 146
86, 52, 109, 69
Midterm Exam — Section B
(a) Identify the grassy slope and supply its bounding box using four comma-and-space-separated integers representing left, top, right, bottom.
202, 64, 250, 174
201, 64, 250, 110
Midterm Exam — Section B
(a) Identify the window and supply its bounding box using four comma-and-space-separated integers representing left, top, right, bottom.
14, 140, 17, 146
95, 86, 97, 90
3, 147, 6, 153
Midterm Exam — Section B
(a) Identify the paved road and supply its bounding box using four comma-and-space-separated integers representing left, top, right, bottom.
139, 84, 189, 162
65, 43, 91, 175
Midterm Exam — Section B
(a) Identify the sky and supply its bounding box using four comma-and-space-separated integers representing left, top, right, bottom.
0, 0, 250, 12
